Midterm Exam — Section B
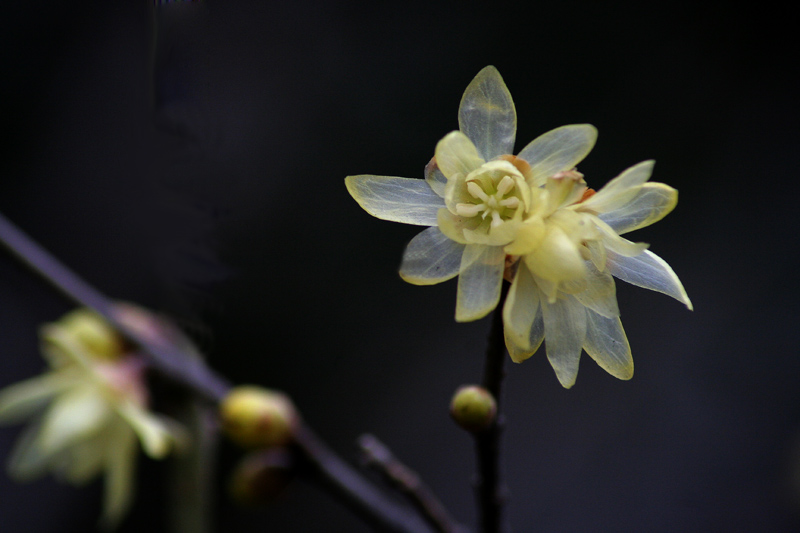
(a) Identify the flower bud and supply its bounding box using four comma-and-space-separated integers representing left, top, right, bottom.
229, 448, 295, 505
450, 385, 496, 432
50, 308, 126, 361
220, 386, 299, 448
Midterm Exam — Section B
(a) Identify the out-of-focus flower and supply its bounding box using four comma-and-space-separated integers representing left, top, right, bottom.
0, 309, 181, 528
346, 66, 691, 388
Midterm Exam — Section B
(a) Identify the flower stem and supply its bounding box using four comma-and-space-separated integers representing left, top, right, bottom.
474, 281, 510, 533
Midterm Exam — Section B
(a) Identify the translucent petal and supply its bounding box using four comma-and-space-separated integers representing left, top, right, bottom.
572, 262, 620, 318
455, 244, 505, 322
435, 131, 485, 180
594, 218, 649, 257
579, 160, 655, 214
400, 227, 465, 285
7, 421, 51, 480
517, 125, 598, 186
503, 264, 543, 361
458, 66, 517, 160
583, 311, 633, 380
38, 388, 111, 454
0, 372, 78, 424
116, 401, 173, 458
345, 175, 444, 226
58, 433, 106, 484
100, 421, 138, 529
598, 183, 678, 235
424, 157, 447, 198
505, 309, 544, 364
542, 295, 587, 388
606, 249, 693, 310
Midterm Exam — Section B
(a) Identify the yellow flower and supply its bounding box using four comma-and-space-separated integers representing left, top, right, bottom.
0, 309, 181, 528
346, 66, 691, 387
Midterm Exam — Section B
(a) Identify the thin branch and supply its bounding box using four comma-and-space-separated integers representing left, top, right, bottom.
359, 434, 471, 533
294, 424, 437, 533
474, 282, 510, 533
0, 210, 230, 402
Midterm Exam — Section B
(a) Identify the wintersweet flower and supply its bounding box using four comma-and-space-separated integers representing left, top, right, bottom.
0, 309, 181, 527
502, 161, 692, 387
345, 65, 691, 388
347, 66, 597, 321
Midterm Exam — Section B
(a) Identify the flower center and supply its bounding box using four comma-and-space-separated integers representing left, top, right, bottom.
456, 175, 520, 228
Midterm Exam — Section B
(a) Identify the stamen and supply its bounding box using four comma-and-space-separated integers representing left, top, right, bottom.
456, 203, 484, 217
490, 211, 503, 227
496, 175, 515, 196
466, 181, 489, 201
499, 197, 519, 208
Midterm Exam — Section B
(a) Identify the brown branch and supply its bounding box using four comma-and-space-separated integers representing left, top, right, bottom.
358, 434, 470, 533
474, 281, 510, 533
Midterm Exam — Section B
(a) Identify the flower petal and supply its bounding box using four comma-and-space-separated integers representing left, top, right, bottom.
606, 249, 693, 310
37, 388, 111, 455
517, 125, 598, 186
579, 160, 655, 214
583, 311, 633, 380
100, 421, 138, 529
437, 208, 469, 244
345, 175, 444, 226
572, 262, 620, 318
455, 244, 505, 322
598, 183, 678, 234
400, 227, 465, 285
435, 131, 485, 180
424, 157, 447, 198
0, 372, 79, 424
458, 66, 517, 160
116, 401, 173, 459
503, 264, 544, 361
541, 294, 588, 388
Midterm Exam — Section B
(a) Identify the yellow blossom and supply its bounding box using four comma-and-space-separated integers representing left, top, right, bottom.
0, 309, 181, 528
346, 66, 691, 388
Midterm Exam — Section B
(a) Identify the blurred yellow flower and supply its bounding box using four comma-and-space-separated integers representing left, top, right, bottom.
346, 66, 691, 388
0, 309, 181, 528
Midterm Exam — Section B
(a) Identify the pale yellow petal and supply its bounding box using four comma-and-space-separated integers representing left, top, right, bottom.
455, 244, 505, 322
99, 421, 138, 530
435, 131, 484, 180
572, 262, 620, 318
399, 227, 465, 285
541, 294, 587, 389
458, 66, 517, 160
583, 311, 633, 380
345, 175, 444, 226
598, 183, 678, 235
437, 208, 469, 244
502, 264, 542, 359
0, 372, 78, 424
516, 125, 597, 186
116, 402, 173, 459
38, 388, 111, 455
504, 215, 545, 256
523, 225, 587, 283
424, 157, 447, 198
579, 160, 655, 214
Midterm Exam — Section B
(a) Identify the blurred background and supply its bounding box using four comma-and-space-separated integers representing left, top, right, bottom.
1, 1, 798, 531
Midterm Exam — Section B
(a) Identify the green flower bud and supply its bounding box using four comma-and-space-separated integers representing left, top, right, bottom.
220, 386, 299, 448
229, 448, 295, 506
450, 385, 496, 432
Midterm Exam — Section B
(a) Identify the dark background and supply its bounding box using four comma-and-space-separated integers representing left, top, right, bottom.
1, 1, 798, 531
